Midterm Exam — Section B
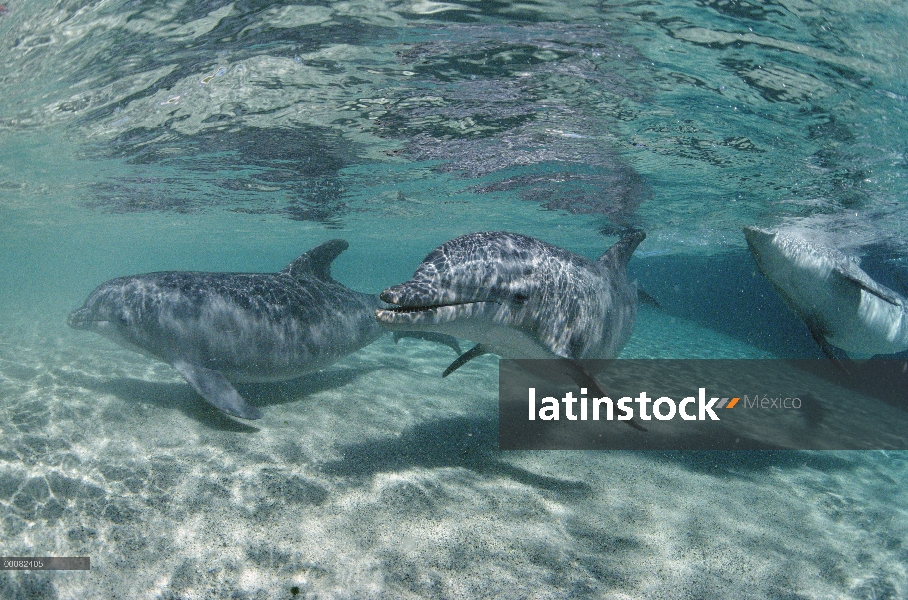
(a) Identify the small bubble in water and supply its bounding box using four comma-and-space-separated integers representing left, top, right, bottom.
294, 56, 301, 63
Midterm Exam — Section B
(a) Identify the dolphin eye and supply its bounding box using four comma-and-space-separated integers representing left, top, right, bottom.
512, 293, 529, 306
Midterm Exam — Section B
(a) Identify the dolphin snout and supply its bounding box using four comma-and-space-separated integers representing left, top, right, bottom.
742, 226, 774, 254
375, 280, 475, 329
378, 286, 405, 305
379, 281, 439, 307
67, 306, 92, 330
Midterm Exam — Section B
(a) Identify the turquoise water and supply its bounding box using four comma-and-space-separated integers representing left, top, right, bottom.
1, 1, 907, 598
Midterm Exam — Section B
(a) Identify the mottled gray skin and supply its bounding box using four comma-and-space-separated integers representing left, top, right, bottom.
375, 231, 644, 361
68, 240, 383, 419
744, 226, 908, 359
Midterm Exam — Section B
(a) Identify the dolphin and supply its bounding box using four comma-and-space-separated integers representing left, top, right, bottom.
68, 240, 384, 419
743, 226, 908, 361
374, 230, 646, 428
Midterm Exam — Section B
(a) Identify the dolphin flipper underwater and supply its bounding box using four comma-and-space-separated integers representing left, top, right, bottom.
743, 226, 908, 365
69, 240, 385, 420
375, 230, 647, 430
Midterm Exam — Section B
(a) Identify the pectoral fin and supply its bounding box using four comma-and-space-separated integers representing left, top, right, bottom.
442, 344, 489, 378
638, 288, 662, 309
561, 359, 647, 432
835, 265, 904, 307
173, 360, 263, 419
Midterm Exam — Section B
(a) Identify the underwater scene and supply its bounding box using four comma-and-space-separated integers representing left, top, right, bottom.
1, 0, 908, 598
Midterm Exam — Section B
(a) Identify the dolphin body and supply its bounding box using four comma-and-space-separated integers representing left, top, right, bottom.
743, 226, 908, 360
68, 240, 383, 419
375, 230, 646, 427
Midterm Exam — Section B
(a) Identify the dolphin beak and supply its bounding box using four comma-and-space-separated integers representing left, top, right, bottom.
375, 281, 447, 326
742, 226, 774, 256
379, 282, 440, 307
375, 281, 494, 328
67, 307, 92, 330
375, 302, 492, 329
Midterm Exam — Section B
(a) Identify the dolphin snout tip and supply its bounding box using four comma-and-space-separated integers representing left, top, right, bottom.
742, 225, 771, 238
374, 307, 410, 329
379, 282, 429, 306
379, 288, 399, 304
67, 307, 90, 330
742, 226, 775, 250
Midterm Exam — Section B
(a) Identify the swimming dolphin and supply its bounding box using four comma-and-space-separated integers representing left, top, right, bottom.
375, 230, 646, 428
68, 240, 383, 419
743, 226, 908, 360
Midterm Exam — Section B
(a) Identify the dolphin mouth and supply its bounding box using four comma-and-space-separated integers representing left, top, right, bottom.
67, 309, 91, 329
379, 304, 462, 314
376, 283, 497, 327
375, 302, 494, 327
67, 308, 111, 330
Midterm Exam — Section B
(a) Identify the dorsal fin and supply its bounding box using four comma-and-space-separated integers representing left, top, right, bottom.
598, 230, 645, 270
281, 239, 349, 282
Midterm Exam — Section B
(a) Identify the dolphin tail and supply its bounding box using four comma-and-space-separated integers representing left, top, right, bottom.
173, 360, 263, 419
598, 229, 646, 271
442, 344, 489, 377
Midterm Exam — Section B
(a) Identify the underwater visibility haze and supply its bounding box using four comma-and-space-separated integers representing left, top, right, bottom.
1, 0, 908, 598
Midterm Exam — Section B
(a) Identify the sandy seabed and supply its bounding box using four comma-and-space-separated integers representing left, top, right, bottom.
0, 306, 906, 599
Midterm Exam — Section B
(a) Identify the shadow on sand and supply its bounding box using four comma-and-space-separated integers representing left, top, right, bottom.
57, 366, 382, 432
322, 415, 594, 498
323, 412, 862, 495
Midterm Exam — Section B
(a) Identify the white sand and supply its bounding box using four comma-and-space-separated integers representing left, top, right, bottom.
0, 307, 906, 599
